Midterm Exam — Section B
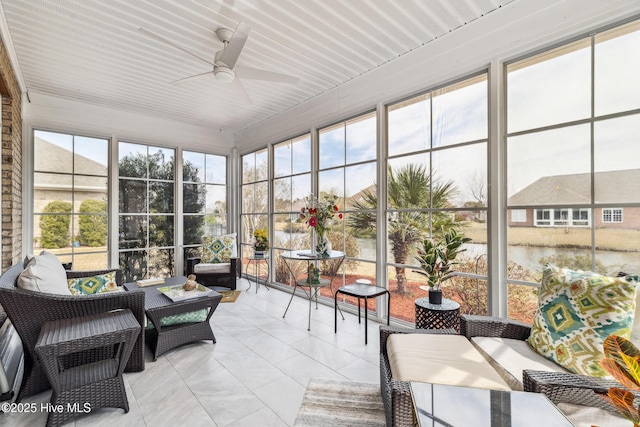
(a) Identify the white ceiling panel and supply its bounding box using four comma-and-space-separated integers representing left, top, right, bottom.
0, 0, 516, 133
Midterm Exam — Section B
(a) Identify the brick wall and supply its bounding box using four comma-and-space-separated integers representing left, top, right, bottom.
0, 34, 22, 272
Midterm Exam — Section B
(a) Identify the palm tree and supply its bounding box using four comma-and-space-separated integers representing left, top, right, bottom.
348, 164, 458, 294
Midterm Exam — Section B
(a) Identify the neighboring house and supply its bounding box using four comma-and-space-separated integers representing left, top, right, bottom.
33, 138, 108, 246
508, 169, 640, 229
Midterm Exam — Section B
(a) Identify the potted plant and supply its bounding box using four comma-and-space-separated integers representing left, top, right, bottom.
414, 228, 471, 304
253, 227, 269, 258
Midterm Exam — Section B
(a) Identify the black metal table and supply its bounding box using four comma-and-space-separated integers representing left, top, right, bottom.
124, 277, 222, 360
415, 297, 460, 331
334, 283, 390, 344
245, 255, 270, 293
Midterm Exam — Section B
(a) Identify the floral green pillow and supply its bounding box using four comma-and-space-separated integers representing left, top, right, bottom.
201, 233, 237, 263
527, 264, 637, 377
67, 271, 118, 295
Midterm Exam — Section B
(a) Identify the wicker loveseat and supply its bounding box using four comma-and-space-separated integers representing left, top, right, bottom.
0, 262, 146, 402
380, 316, 633, 427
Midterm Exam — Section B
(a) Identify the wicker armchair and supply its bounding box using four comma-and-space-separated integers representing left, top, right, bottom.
185, 257, 238, 290
461, 314, 630, 416
0, 263, 146, 402
379, 325, 457, 427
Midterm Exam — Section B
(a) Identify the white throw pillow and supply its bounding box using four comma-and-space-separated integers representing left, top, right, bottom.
17, 251, 71, 295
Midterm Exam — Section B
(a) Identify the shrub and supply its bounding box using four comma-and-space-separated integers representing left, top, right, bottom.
40, 201, 72, 248
79, 200, 108, 246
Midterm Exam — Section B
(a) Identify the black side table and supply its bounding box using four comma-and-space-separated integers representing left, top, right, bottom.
335, 283, 390, 344
415, 297, 460, 332
35, 309, 141, 427
245, 255, 270, 293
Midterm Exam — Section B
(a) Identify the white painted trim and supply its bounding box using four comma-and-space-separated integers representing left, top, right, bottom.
0, 3, 26, 93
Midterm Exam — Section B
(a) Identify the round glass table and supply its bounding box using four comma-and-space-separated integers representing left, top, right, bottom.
280, 250, 346, 331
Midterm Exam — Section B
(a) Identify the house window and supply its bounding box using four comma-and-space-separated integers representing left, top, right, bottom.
33, 130, 109, 269
535, 210, 551, 226
602, 208, 623, 223
572, 208, 590, 226
511, 210, 527, 223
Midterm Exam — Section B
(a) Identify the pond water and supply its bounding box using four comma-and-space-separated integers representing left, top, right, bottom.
274, 232, 640, 275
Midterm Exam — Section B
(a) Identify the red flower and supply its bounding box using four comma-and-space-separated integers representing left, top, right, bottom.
308, 217, 318, 227
333, 205, 339, 212
338, 213, 343, 219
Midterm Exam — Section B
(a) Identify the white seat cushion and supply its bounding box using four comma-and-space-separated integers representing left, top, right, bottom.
387, 334, 511, 391
557, 402, 629, 427
194, 263, 231, 274
470, 336, 569, 391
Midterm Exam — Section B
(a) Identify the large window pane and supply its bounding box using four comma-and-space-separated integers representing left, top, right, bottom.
34, 130, 109, 269
388, 95, 430, 157
432, 76, 487, 147
119, 142, 175, 280
507, 39, 591, 133
346, 113, 376, 163
433, 143, 487, 208
594, 114, 640, 203
319, 124, 345, 169
507, 125, 590, 203
595, 21, 640, 116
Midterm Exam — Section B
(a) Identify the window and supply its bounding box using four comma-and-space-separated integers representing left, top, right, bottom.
506, 19, 640, 323
183, 151, 227, 259
511, 210, 527, 223
33, 130, 109, 269
602, 208, 623, 223
270, 136, 311, 286
318, 112, 378, 303
241, 148, 269, 262
118, 142, 175, 281
386, 74, 489, 323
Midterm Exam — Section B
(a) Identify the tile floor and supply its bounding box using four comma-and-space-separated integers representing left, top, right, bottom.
4, 278, 388, 426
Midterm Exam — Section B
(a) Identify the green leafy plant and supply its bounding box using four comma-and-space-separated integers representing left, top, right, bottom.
414, 228, 471, 290
600, 335, 640, 427
79, 199, 107, 246
39, 200, 72, 248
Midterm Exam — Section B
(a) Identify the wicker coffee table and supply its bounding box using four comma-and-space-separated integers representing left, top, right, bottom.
124, 277, 222, 360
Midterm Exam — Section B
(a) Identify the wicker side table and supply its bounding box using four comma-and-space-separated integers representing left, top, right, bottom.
415, 297, 460, 332
35, 310, 141, 427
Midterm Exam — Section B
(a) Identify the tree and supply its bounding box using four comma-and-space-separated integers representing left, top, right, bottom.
348, 164, 458, 294
40, 200, 72, 248
118, 150, 205, 279
79, 199, 107, 246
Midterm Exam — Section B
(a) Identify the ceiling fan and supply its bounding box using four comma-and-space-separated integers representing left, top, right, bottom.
138, 22, 299, 104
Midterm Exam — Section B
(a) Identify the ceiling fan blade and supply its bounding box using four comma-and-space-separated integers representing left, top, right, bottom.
138, 27, 214, 66
170, 71, 213, 85
236, 66, 299, 84
218, 21, 250, 69
230, 78, 253, 105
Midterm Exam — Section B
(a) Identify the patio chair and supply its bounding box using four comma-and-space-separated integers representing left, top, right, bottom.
186, 233, 239, 290
0, 263, 145, 401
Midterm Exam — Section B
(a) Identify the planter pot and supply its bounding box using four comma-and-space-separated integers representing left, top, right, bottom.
254, 250, 267, 258
428, 289, 442, 305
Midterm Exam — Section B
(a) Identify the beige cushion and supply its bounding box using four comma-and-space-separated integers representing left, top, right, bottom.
471, 337, 569, 391
17, 251, 70, 295
387, 334, 510, 391
557, 402, 629, 427
194, 263, 231, 274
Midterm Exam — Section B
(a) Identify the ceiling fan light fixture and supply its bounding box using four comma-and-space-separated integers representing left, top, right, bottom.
214, 66, 235, 83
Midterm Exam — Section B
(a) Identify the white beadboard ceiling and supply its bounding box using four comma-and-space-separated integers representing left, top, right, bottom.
0, 0, 515, 135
